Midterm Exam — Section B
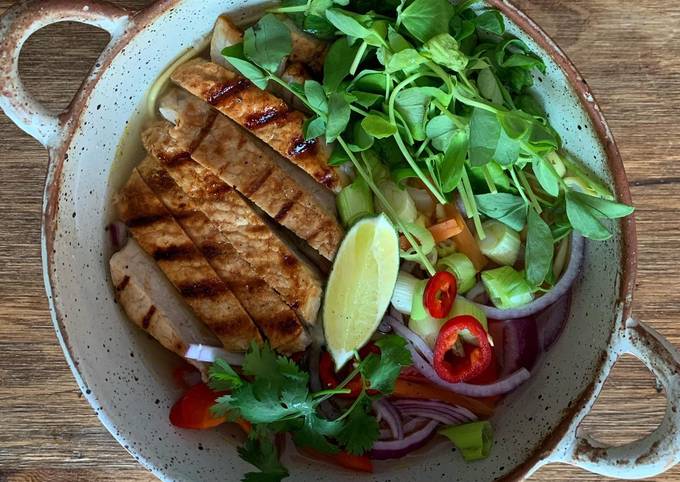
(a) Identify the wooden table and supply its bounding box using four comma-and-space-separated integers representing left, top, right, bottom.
0, 0, 678, 480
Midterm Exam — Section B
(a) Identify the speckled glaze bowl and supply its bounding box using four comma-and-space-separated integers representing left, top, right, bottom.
1, 0, 680, 480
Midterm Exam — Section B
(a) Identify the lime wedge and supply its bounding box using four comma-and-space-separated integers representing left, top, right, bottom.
323, 214, 400, 368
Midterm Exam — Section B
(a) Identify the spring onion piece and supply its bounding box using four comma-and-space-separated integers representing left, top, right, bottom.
410, 279, 429, 321
437, 239, 457, 258
450, 296, 488, 332
409, 313, 444, 349
391, 271, 421, 314
477, 220, 521, 266
337, 176, 374, 228
376, 180, 418, 224
552, 236, 570, 279
440, 421, 493, 462
481, 266, 535, 309
437, 253, 477, 293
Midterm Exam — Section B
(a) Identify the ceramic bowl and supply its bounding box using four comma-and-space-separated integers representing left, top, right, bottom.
1, 0, 680, 480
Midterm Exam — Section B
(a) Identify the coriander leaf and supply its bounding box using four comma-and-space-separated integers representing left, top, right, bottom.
469, 107, 500, 166
422, 33, 468, 72
362, 113, 397, 138
525, 209, 553, 286
324, 38, 361, 92
375, 334, 413, 365
209, 358, 243, 391
400, 0, 454, 42
385, 48, 427, 73
532, 156, 560, 197
226, 58, 269, 89
441, 129, 468, 193
304, 80, 329, 115
395, 87, 432, 141
242, 341, 280, 382
304, 117, 327, 140
325, 92, 352, 142
239, 428, 289, 482
477, 68, 504, 106
244, 14, 292, 73
476, 192, 528, 231
426, 115, 457, 152
570, 192, 634, 219
336, 397, 379, 455
292, 413, 342, 454
566, 192, 611, 240
475, 10, 505, 35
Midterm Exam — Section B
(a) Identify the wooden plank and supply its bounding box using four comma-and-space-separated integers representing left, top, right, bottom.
1, 0, 680, 480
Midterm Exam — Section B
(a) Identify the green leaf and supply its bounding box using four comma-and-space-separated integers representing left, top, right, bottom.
243, 14, 292, 73
336, 397, 379, 455
351, 70, 389, 94
226, 57, 269, 90
570, 192, 634, 219
525, 209, 553, 286
426, 115, 457, 152
239, 428, 289, 482
469, 108, 500, 166
385, 48, 427, 73
328, 145, 350, 166
325, 8, 382, 45
400, 0, 454, 42
304, 117, 327, 140
477, 69, 504, 106
441, 129, 468, 193
208, 359, 243, 391
325, 92, 352, 142
493, 128, 520, 166
352, 91, 383, 108
303, 14, 337, 40
422, 33, 468, 72
476, 192, 528, 231
362, 113, 397, 138
324, 38, 361, 92
221, 42, 245, 60
533, 156, 560, 197
292, 413, 341, 454
495, 39, 545, 73
304, 80, 328, 115
394, 87, 433, 142
475, 10, 505, 35
566, 192, 612, 240
349, 120, 374, 152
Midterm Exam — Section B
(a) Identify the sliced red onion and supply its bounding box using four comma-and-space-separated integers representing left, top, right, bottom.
408, 188, 436, 218
395, 408, 459, 425
379, 417, 428, 440
108, 221, 128, 251
369, 420, 439, 460
464, 280, 486, 302
391, 399, 478, 423
536, 291, 572, 350
500, 317, 539, 376
373, 399, 403, 440
473, 233, 583, 319
407, 343, 530, 397
389, 306, 405, 324
184, 344, 244, 366
389, 319, 434, 364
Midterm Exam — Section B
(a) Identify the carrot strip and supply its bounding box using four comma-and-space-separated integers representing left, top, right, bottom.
392, 378, 495, 417
443, 204, 487, 270
429, 218, 463, 243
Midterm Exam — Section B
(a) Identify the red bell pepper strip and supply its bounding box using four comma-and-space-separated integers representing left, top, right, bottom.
170, 383, 227, 429
318, 343, 380, 399
423, 271, 457, 319
302, 448, 373, 473
433, 316, 493, 383
392, 378, 495, 417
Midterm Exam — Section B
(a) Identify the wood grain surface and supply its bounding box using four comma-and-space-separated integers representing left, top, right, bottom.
0, 0, 679, 480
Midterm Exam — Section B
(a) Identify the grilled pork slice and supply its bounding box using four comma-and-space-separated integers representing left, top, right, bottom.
110, 238, 219, 376
210, 15, 243, 71
137, 156, 310, 353
274, 62, 313, 113
171, 58, 347, 192
279, 16, 328, 73
116, 170, 262, 351
193, 115, 344, 260
142, 122, 324, 324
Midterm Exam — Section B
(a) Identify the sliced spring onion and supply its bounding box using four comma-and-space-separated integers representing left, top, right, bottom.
552, 236, 570, 278
376, 180, 418, 224
481, 266, 535, 309
409, 314, 444, 348
440, 421, 493, 462
437, 253, 477, 293
437, 239, 457, 258
391, 271, 421, 314
337, 176, 374, 228
409, 278, 429, 321
450, 296, 488, 332
477, 220, 521, 266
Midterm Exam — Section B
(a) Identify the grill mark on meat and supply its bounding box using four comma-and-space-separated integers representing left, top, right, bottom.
245, 106, 289, 130
141, 306, 156, 329
115, 275, 130, 292
274, 192, 303, 223
242, 168, 274, 197
179, 279, 227, 298
282, 254, 298, 268
159, 151, 193, 166
288, 135, 318, 159
274, 316, 302, 337
200, 242, 227, 259
153, 244, 198, 261
126, 214, 172, 228
208, 78, 252, 105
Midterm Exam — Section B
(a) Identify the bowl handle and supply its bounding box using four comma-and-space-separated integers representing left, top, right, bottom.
550, 318, 680, 479
0, 0, 132, 149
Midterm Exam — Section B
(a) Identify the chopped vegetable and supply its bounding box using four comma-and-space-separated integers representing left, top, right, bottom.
481, 266, 535, 309
391, 271, 421, 314
477, 220, 521, 266
433, 316, 493, 383
376, 180, 418, 224
423, 271, 457, 319
450, 297, 488, 332
443, 204, 488, 271
437, 253, 477, 293
409, 313, 444, 348
428, 218, 463, 244
440, 421, 494, 462
409, 277, 429, 321
170, 383, 227, 430
337, 176, 374, 228
392, 378, 495, 417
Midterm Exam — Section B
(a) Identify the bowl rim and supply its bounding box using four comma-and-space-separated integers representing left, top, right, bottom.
36, 0, 637, 480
